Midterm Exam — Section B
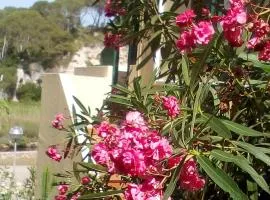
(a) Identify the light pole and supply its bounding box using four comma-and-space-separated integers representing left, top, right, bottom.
9, 126, 23, 176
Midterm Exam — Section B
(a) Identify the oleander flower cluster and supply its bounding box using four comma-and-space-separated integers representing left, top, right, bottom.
92, 111, 205, 199
104, 32, 124, 49
46, 145, 62, 162
176, 9, 215, 53
175, 0, 270, 61
105, 0, 126, 17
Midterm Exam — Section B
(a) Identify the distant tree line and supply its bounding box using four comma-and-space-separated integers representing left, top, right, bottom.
0, 0, 106, 100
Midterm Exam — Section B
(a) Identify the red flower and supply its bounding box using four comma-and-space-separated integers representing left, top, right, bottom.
259, 41, 270, 62
52, 113, 65, 130
168, 156, 205, 191
162, 96, 180, 118
179, 158, 205, 191
176, 9, 196, 27
176, 30, 197, 53
105, 0, 126, 17
46, 146, 62, 162
194, 21, 215, 45
104, 32, 123, 49
221, 1, 247, 47
81, 176, 91, 185
54, 195, 67, 200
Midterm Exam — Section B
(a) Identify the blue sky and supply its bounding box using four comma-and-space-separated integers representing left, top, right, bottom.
0, 0, 54, 9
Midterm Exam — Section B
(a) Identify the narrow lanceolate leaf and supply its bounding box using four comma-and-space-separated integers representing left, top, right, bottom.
107, 97, 132, 107
201, 114, 232, 139
190, 84, 203, 138
133, 77, 142, 100
211, 150, 270, 194
222, 120, 267, 137
197, 155, 249, 200
163, 156, 186, 200
78, 190, 123, 200
190, 38, 215, 89
77, 162, 107, 172
112, 84, 132, 95
181, 55, 190, 86
232, 141, 270, 167
73, 96, 89, 116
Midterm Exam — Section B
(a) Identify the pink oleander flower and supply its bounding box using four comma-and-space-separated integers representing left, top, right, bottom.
221, 1, 247, 47
57, 184, 69, 195
104, 32, 123, 49
247, 19, 270, 50
91, 112, 173, 177
96, 121, 119, 138
125, 178, 164, 200
259, 41, 270, 62
147, 136, 173, 161
81, 176, 91, 185
52, 113, 65, 130
229, 0, 247, 6
251, 19, 270, 38
121, 149, 146, 176
176, 30, 197, 53
54, 195, 67, 200
194, 21, 215, 45
176, 9, 196, 27
162, 96, 180, 118
122, 111, 148, 132
223, 26, 244, 47
168, 156, 205, 191
105, 0, 126, 17
125, 183, 145, 200
180, 158, 205, 191
247, 37, 263, 50
92, 143, 110, 166
46, 146, 62, 162
70, 193, 81, 200
167, 155, 182, 169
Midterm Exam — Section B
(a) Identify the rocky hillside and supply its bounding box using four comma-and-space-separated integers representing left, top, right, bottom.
17, 44, 128, 83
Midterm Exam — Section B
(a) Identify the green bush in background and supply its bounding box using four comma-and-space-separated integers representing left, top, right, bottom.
0, 67, 17, 98
17, 82, 41, 102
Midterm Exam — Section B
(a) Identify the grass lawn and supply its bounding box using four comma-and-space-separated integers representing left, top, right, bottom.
0, 101, 40, 150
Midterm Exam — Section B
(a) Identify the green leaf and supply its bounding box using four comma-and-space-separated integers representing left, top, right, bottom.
41, 167, 51, 200
78, 190, 123, 200
181, 55, 190, 86
232, 141, 270, 166
107, 97, 132, 107
162, 118, 182, 135
211, 150, 270, 193
73, 96, 89, 116
238, 52, 270, 73
112, 84, 132, 95
133, 77, 142, 100
190, 84, 203, 138
201, 114, 232, 139
163, 156, 186, 200
197, 155, 248, 200
190, 38, 215, 90
222, 120, 267, 137
77, 162, 107, 173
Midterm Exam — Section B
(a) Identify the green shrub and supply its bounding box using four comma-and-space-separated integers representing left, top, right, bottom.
17, 82, 41, 102
0, 67, 17, 98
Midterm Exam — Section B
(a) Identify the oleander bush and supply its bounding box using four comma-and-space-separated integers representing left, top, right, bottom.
46, 1, 270, 200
